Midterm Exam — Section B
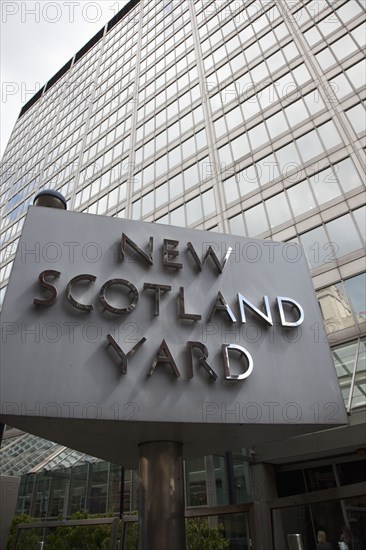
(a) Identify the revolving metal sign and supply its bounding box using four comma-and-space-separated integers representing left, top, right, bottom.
0, 207, 347, 465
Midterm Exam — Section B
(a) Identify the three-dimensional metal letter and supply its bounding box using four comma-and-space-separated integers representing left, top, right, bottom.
163, 239, 182, 269
178, 287, 201, 321
237, 293, 273, 325
120, 234, 153, 265
186, 242, 232, 274
100, 279, 139, 314
186, 341, 218, 380
106, 333, 146, 374
277, 296, 304, 327
143, 283, 172, 316
222, 344, 253, 381
66, 274, 96, 312
148, 339, 180, 378
33, 270, 60, 307
207, 291, 237, 323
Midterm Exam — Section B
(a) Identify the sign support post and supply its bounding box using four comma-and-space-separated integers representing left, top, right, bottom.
138, 441, 185, 550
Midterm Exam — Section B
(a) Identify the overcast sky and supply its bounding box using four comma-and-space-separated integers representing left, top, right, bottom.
0, 0, 130, 158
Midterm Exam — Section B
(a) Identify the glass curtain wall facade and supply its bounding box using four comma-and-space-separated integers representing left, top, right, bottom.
0, 0, 365, 548
1, 0, 365, 307
1, 437, 251, 518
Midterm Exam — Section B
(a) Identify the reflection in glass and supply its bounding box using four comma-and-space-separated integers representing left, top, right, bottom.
213, 456, 229, 505
317, 281, 358, 336
185, 457, 207, 506
332, 339, 359, 404
332, 338, 366, 410
344, 273, 366, 321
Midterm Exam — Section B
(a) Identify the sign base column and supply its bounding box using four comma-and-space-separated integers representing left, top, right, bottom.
138, 441, 185, 550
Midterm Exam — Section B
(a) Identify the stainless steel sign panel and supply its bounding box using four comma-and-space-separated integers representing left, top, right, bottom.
0, 207, 347, 464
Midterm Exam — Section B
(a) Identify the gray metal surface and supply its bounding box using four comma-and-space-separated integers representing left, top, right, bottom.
0, 207, 347, 465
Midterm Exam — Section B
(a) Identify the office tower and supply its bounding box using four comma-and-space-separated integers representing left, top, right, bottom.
0, 0, 365, 547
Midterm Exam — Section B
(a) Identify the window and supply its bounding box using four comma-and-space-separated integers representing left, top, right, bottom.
229, 213, 246, 236
326, 214, 362, 258
328, 73, 353, 100
300, 226, 330, 269
316, 48, 337, 70
287, 180, 316, 217
248, 123, 269, 149
317, 275, 366, 338
345, 59, 366, 90
297, 131, 323, 162
353, 207, 366, 243
275, 142, 301, 171
345, 274, 366, 322
346, 103, 366, 135
335, 157, 363, 193
330, 34, 358, 61
266, 193, 292, 228
245, 203, 269, 237
309, 166, 341, 205
317, 120, 343, 150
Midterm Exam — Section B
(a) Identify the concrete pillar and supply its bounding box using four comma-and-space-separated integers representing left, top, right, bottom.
251, 463, 278, 550
138, 441, 185, 550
